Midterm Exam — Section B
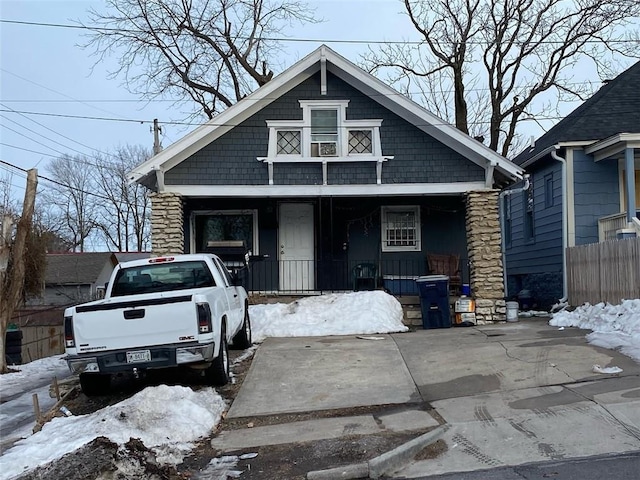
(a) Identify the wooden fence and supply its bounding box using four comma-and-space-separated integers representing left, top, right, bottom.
567, 237, 640, 306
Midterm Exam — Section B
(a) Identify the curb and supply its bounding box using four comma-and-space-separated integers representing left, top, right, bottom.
306, 425, 449, 480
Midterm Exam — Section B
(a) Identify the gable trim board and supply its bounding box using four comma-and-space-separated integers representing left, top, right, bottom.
129, 45, 523, 188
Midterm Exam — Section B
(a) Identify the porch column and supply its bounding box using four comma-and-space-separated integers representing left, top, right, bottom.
150, 192, 184, 256
465, 190, 506, 323
625, 147, 636, 223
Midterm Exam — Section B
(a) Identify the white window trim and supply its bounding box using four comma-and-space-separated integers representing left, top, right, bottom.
190, 209, 259, 255
381, 206, 421, 252
261, 101, 388, 185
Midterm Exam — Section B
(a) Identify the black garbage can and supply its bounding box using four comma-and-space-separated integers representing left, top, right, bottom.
416, 275, 451, 329
5, 329, 23, 365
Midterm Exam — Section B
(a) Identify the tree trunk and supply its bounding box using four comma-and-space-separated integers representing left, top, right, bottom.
0, 169, 37, 373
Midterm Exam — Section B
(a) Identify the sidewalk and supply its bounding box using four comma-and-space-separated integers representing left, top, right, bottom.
213, 319, 640, 479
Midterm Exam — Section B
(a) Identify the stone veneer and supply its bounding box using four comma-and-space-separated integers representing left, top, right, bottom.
465, 190, 506, 323
150, 192, 184, 256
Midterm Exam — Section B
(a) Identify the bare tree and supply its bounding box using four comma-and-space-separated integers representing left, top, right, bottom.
83, 0, 318, 119
1, 169, 37, 373
93, 146, 151, 252
44, 155, 97, 252
363, 0, 640, 157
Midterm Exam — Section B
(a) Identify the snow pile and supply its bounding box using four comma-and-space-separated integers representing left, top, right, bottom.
0, 385, 226, 480
1, 355, 68, 399
550, 299, 640, 363
249, 290, 408, 343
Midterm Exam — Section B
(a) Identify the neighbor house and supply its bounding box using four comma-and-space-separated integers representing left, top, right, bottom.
505, 61, 640, 308
129, 46, 524, 322
28, 252, 151, 306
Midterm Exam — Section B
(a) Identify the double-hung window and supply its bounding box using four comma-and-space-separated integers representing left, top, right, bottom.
310, 109, 338, 157
381, 206, 421, 252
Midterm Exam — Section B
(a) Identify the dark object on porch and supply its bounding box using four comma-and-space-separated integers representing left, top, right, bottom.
206, 240, 250, 287
352, 263, 378, 291
416, 275, 451, 329
427, 253, 462, 295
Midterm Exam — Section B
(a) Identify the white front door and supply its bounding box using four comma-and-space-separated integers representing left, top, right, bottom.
279, 203, 314, 292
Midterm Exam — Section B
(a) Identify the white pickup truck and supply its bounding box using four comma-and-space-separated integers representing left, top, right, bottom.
63, 254, 252, 395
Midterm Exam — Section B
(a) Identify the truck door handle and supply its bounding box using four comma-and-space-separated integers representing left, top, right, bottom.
233, 294, 238, 298
124, 309, 145, 319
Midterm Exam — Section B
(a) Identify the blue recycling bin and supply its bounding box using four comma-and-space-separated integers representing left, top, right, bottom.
416, 275, 451, 329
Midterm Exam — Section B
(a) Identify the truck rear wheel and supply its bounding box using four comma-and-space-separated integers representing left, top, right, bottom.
232, 307, 252, 349
205, 324, 229, 386
80, 373, 111, 396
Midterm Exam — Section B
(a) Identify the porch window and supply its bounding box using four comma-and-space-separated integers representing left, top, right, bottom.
381, 206, 421, 252
192, 210, 258, 254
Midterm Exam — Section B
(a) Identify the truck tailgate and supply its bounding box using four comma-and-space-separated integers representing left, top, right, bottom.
73, 294, 200, 352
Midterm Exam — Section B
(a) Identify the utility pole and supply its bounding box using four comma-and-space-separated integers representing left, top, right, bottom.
0, 168, 37, 373
153, 119, 163, 155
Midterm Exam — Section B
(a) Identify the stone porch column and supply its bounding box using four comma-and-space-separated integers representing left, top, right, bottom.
150, 192, 184, 256
465, 190, 505, 323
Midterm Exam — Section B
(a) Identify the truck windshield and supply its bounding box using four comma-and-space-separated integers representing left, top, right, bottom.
111, 260, 216, 297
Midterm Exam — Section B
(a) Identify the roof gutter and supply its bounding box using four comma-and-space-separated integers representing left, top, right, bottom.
551, 146, 568, 306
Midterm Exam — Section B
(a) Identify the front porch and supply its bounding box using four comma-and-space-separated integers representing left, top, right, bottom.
151, 190, 507, 322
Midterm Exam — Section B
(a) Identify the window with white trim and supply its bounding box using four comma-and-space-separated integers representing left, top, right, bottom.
310, 108, 338, 157
192, 210, 259, 254
277, 130, 301, 155
349, 130, 373, 154
381, 206, 421, 252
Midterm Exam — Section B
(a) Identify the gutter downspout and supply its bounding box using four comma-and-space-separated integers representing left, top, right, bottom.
500, 174, 530, 297
551, 147, 568, 304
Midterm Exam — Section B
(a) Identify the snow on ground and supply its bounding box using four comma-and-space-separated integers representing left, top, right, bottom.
3, 293, 637, 479
0, 291, 407, 479
249, 290, 408, 342
550, 299, 640, 363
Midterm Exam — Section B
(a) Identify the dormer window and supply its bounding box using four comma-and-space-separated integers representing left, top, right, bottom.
310, 109, 338, 157
261, 99, 392, 185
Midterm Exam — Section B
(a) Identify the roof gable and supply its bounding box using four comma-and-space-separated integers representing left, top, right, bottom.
514, 60, 640, 164
130, 45, 523, 184
45, 253, 116, 285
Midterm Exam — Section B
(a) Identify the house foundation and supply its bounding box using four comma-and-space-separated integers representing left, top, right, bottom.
465, 190, 506, 323
150, 192, 184, 256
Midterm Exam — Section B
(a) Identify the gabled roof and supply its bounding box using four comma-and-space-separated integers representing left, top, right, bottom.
45, 253, 116, 285
129, 45, 523, 184
514, 60, 640, 165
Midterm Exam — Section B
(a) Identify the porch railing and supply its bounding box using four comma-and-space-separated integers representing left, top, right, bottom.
598, 211, 640, 242
243, 257, 467, 295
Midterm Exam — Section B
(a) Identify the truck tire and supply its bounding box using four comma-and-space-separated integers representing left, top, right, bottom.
80, 373, 111, 396
205, 324, 229, 386
232, 307, 252, 350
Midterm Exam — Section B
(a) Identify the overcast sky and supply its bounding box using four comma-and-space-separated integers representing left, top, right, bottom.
0, 1, 415, 193
0, 0, 632, 201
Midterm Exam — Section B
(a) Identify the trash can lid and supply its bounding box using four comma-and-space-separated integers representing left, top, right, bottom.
416, 275, 449, 282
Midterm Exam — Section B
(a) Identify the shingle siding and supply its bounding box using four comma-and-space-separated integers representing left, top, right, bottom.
165, 71, 484, 186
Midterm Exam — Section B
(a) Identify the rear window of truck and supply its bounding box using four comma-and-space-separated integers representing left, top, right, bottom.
111, 261, 215, 297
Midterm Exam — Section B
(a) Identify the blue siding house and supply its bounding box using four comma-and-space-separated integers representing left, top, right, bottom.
505, 61, 640, 309
130, 46, 523, 320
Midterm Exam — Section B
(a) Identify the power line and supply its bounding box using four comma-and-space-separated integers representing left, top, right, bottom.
0, 142, 60, 159
2, 18, 639, 45
0, 69, 129, 120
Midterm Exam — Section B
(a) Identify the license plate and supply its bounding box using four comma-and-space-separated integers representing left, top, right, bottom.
126, 350, 151, 363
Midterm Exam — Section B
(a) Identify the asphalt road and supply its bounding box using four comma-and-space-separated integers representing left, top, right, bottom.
402, 451, 640, 480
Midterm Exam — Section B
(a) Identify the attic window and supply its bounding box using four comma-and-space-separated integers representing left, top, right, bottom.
277, 130, 301, 155
349, 130, 373, 154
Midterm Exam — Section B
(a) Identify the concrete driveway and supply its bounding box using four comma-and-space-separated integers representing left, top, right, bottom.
219, 320, 640, 477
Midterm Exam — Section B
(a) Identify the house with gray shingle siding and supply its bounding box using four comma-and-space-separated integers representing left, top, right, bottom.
129, 46, 524, 322
505, 61, 640, 309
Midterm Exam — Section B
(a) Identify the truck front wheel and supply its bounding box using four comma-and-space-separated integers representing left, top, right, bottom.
205, 324, 229, 386
79, 373, 111, 396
